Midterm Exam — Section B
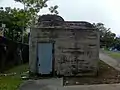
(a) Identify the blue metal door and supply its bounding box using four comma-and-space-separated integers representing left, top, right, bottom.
37, 43, 53, 74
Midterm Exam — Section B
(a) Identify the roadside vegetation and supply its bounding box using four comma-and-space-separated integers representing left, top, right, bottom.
0, 63, 29, 90
104, 50, 120, 59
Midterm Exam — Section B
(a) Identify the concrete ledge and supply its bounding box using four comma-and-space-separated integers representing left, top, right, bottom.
61, 83, 120, 90
19, 78, 120, 90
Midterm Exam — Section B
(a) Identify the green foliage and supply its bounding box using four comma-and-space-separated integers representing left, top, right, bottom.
104, 50, 120, 59
0, 76, 23, 90
23, 32, 29, 44
15, 0, 48, 12
0, 0, 59, 43
94, 23, 116, 48
0, 7, 31, 42
49, 5, 59, 14
5, 63, 29, 74
15, 0, 59, 14
0, 63, 28, 90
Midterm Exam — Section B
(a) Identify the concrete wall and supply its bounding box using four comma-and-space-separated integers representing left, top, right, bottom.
29, 27, 99, 76
29, 14, 99, 76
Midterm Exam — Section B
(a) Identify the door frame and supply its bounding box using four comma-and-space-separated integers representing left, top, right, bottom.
36, 41, 55, 76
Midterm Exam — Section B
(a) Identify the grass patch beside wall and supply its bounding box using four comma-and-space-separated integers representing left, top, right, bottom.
0, 63, 29, 90
104, 50, 120, 59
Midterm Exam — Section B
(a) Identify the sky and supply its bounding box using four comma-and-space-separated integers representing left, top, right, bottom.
0, 0, 120, 36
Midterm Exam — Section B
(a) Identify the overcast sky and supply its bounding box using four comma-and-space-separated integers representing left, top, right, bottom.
0, 0, 120, 36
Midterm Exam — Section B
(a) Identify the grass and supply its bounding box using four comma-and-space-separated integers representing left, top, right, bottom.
5, 63, 29, 74
104, 50, 120, 59
0, 63, 29, 90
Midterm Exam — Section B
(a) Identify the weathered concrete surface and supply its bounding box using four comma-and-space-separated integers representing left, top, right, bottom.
61, 84, 120, 90
19, 78, 63, 90
19, 78, 120, 90
29, 15, 99, 76
20, 52, 120, 90
99, 52, 120, 71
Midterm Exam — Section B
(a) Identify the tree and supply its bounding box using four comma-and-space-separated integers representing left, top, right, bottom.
0, 0, 59, 43
113, 37, 120, 51
94, 23, 116, 48
49, 5, 59, 14
14, 0, 59, 43
14, 0, 59, 16
0, 7, 32, 42
23, 32, 29, 44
